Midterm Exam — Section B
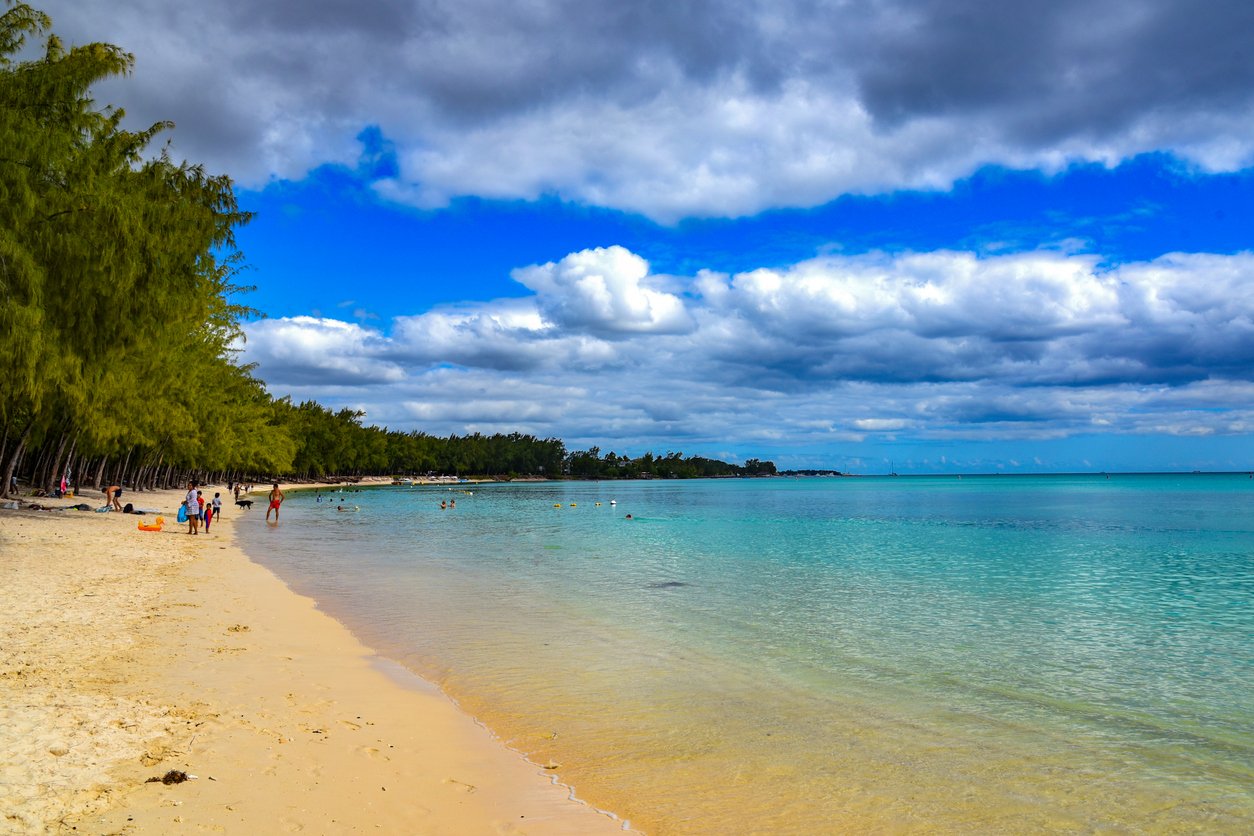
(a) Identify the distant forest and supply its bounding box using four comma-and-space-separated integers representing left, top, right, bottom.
0, 5, 774, 497
232, 402, 776, 482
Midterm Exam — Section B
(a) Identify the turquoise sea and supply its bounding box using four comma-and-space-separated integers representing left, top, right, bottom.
238, 475, 1254, 833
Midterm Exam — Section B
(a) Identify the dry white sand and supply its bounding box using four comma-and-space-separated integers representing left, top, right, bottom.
0, 487, 626, 834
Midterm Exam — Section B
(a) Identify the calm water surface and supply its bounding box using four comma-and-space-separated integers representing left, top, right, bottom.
238, 475, 1254, 834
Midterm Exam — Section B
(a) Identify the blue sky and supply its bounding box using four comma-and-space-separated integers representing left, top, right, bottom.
43, 0, 1254, 472
236, 145, 1254, 321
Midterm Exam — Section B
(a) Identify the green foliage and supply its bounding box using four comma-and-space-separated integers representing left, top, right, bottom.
0, 3, 289, 489
564, 447, 776, 479
272, 398, 569, 479
273, 411, 774, 481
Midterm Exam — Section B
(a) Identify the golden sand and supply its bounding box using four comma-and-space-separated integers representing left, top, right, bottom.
0, 487, 625, 834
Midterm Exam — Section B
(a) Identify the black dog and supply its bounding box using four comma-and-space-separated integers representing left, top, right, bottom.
235, 499, 254, 510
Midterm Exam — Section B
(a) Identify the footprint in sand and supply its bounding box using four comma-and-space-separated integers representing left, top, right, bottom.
444, 778, 477, 793
140, 746, 170, 766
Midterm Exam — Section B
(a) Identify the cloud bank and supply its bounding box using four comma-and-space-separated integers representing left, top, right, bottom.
240, 246, 1254, 456
43, 0, 1254, 219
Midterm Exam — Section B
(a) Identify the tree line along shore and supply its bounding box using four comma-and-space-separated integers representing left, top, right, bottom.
0, 3, 774, 501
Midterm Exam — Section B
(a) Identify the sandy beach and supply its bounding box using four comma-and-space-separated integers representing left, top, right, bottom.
0, 486, 626, 834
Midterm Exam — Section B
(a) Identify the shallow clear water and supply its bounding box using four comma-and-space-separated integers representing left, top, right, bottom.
239, 475, 1254, 833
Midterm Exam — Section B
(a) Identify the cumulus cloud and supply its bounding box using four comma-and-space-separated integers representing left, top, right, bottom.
511, 246, 692, 335
239, 247, 1254, 455
388, 300, 622, 372
39, 0, 1254, 219
241, 316, 404, 385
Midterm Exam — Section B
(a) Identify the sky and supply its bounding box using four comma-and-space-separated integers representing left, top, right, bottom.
36, 0, 1254, 472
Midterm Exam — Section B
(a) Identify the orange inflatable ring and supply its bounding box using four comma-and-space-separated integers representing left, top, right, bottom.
137, 516, 165, 532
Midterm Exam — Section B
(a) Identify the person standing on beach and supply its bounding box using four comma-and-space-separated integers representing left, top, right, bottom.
212, 492, 222, 519
203, 498, 214, 532
185, 481, 200, 535
266, 483, 284, 522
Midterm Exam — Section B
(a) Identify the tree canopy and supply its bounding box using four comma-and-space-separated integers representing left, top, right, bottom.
0, 2, 290, 493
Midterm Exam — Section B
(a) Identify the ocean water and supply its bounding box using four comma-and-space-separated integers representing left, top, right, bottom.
238, 475, 1254, 834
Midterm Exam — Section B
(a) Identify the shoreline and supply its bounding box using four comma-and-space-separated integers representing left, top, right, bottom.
0, 485, 626, 833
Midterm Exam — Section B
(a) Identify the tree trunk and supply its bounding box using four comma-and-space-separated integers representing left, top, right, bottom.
147, 457, 159, 491
106, 448, 132, 486
116, 446, 134, 489
38, 426, 70, 492
30, 442, 52, 494
1, 429, 30, 499
138, 450, 162, 492
52, 433, 77, 495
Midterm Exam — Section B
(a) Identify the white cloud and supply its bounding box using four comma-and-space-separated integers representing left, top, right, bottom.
511, 246, 692, 335
38, 0, 1254, 220
853, 418, 909, 431
239, 247, 1254, 455
700, 251, 1124, 343
241, 316, 404, 385
388, 299, 622, 371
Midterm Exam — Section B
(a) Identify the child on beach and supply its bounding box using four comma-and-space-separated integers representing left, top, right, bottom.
203, 500, 214, 532
212, 492, 222, 519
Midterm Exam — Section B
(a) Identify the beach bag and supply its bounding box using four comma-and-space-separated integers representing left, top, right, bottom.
177, 502, 188, 523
